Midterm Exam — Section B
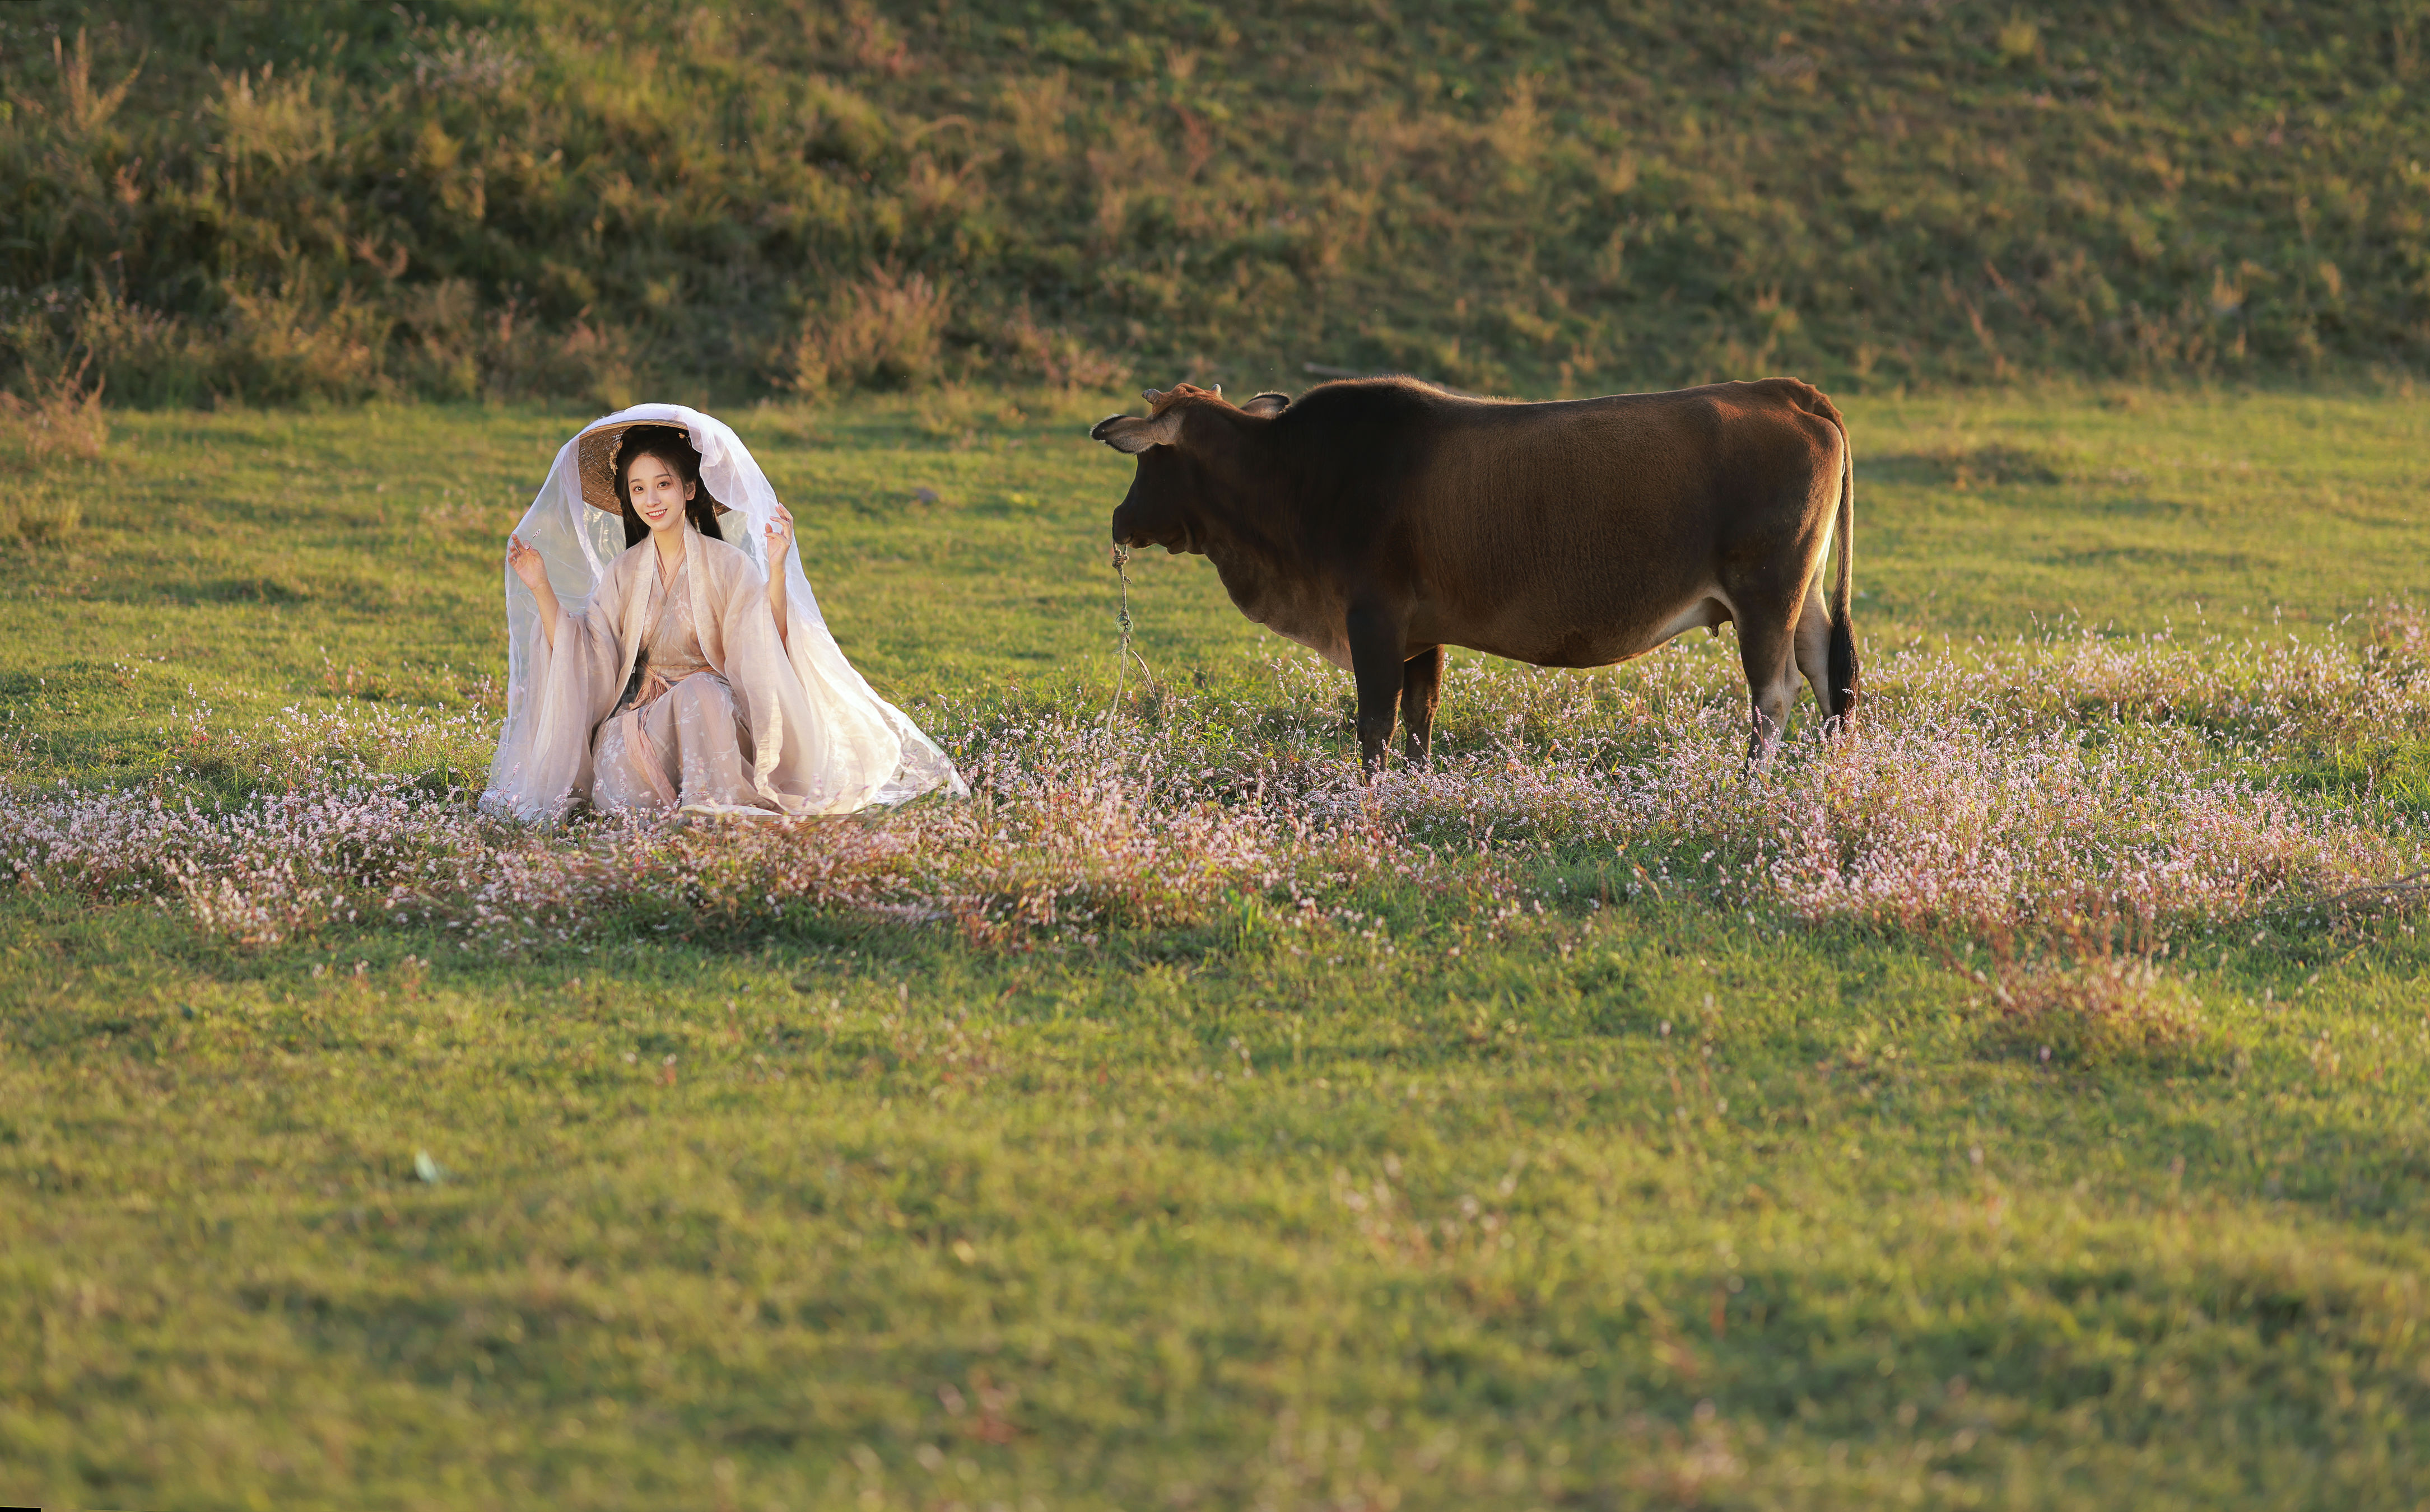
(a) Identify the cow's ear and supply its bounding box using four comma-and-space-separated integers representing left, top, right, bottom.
1239, 391, 1290, 418
1091, 409, 1184, 454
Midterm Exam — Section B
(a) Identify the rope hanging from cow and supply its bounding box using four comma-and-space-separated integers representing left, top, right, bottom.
1105, 542, 1158, 727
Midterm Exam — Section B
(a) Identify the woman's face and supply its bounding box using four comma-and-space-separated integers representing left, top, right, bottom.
624, 451, 697, 535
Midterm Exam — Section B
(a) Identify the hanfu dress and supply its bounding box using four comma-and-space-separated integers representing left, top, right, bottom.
481, 404, 963, 822
590, 549, 761, 814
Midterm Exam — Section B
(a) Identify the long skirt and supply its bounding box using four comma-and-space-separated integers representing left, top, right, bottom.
590, 671, 774, 816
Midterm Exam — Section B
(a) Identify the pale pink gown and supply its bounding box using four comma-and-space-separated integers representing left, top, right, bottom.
488, 526, 947, 820
483, 404, 965, 824
590, 554, 764, 814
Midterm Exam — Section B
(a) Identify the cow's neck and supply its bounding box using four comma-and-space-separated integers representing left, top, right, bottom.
1191, 502, 1354, 669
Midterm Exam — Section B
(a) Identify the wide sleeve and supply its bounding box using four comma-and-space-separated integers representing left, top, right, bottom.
481, 570, 629, 822
779, 596, 968, 805
711, 554, 903, 815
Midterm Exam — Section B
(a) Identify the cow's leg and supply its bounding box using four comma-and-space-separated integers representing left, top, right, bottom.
1344, 603, 1407, 778
1735, 604, 1803, 768
1399, 646, 1443, 766
1790, 574, 1838, 729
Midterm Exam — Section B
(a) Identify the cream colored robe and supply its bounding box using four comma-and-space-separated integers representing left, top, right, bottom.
492, 527, 910, 819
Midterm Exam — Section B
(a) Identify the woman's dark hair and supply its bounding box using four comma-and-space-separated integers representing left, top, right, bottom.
613, 424, 724, 548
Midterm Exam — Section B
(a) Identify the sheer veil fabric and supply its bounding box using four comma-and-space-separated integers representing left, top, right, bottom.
481, 404, 966, 820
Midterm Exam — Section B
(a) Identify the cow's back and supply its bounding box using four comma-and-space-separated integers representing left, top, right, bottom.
1265, 378, 1844, 666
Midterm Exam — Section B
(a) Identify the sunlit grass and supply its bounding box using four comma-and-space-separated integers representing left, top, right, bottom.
6, 388, 2430, 1509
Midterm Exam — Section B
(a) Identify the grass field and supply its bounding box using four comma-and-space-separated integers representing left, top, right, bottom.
7, 383, 2430, 1509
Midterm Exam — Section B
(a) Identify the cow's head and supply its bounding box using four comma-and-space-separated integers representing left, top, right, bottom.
1091, 383, 1289, 553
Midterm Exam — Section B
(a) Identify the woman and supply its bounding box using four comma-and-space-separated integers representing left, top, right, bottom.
482, 404, 964, 820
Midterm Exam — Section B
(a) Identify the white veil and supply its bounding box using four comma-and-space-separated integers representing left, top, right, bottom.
483, 403, 966, 815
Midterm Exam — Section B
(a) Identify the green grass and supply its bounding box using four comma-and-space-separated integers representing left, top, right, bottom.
10, 382, 2430, 783
8, 385, 2430, 1509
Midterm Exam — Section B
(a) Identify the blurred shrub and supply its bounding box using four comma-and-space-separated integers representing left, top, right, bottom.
0, 351, 107, 462
0, 482, 83, 545
3, 3, 2428, 408
1977, 952, 2219, 1070
394, 280, 637, 408
992, 306, 1129, 391
789, 267, 953, 397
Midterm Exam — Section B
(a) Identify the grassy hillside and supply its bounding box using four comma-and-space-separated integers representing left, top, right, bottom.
4, 390, 2430, 1507
5, 1, 2428, 407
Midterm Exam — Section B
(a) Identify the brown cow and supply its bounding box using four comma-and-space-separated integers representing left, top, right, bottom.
1091, 376, 1858, 773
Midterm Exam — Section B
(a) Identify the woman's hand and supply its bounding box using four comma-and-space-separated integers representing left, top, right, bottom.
507, 534, 562, 651
764, 507, 795, 648
763, 506, 796, 568
508, 534, 550, 592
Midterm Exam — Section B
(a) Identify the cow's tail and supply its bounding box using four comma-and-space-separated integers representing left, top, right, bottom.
1824, 408, 1860, 727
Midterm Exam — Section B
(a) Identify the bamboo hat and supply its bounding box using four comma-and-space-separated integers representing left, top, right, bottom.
575, 419, 733, 516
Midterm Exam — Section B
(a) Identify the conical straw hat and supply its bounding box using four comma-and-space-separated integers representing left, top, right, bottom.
575, 419, 733, 516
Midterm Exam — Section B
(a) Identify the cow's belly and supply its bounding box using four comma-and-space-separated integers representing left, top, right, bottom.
1410, 586, 1732, 669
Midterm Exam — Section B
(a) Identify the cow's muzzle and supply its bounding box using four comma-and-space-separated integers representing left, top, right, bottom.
1111, 497, 1193, 554
1109, 503, 1152, 549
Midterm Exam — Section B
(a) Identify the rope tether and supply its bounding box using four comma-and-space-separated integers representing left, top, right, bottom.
1105, 543, 1158, 727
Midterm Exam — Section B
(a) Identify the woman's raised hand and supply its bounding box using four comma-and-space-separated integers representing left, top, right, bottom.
764, 505, 796, 568
762, 506, 798, 647
506, 534, 564, 650
507, 534, 550, 592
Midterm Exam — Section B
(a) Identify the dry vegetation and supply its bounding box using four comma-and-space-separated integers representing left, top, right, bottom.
5, 2, 2428, 407
9, 619, 2422, 993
